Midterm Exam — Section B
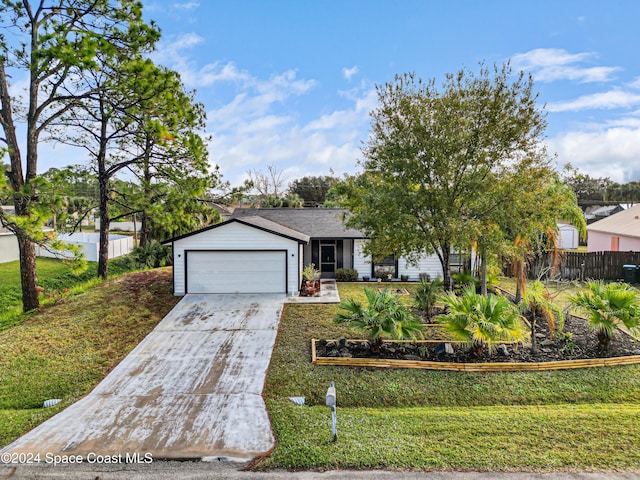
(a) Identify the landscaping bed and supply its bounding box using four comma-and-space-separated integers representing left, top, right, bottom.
314, 313, 640, 365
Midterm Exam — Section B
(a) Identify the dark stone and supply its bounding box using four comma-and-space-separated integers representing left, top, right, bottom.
540, 340, 554, 346
337, 337, 347, 348
496, 344, 509, 356
403, 354, 422, 361
325, 341, 336, 349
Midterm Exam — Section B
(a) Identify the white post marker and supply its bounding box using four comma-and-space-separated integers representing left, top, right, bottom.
325, 381, 337, 442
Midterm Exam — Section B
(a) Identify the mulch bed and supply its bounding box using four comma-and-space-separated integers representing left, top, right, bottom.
316, 313, 640, 363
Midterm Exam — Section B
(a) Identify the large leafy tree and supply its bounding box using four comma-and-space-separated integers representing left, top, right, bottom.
0, 0, 157, 310
561, 164, 613, 205
341, 63, 548, 289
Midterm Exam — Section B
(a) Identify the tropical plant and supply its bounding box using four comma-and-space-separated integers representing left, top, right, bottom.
518, 280, 564, 353
452, 270, 477, 291
440, 286, 527, 356
302, 263, 321, 282
334, 288, 424, 351
569, 281, 640, 353
414, 278, 443, 318
115, 241, 172, 270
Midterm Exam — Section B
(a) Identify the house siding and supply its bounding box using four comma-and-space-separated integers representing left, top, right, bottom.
0, 233, 19, 264
398, 255, 443, 280
353, 239, 372, 279
588, 230, 640, 253
353, 239, 443, 280
171, 221, 301, 295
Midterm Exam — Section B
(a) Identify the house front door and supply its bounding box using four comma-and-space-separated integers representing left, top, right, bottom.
320, 243, 336, 276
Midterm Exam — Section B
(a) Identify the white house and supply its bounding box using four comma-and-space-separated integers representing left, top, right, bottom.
163, 208, 446, 295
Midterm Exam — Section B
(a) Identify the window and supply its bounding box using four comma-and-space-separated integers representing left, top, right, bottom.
373, 254, 397, 279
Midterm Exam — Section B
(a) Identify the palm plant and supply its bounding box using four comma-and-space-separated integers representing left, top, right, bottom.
334, 288, 424, 352
569, 281, 640, 353
440, 286, 527, 356
519, 280, 564, 353
414, 278, 443, 318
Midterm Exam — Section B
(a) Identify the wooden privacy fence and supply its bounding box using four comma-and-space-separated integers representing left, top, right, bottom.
517, 251, 640, 281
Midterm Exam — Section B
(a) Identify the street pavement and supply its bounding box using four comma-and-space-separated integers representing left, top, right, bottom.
0, 461, 638, 480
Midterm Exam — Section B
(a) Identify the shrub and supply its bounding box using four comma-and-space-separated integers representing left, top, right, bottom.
335, 268, 358, 282
334, 288, 424, 351
414, 278, 443, 318
113, 241, 172, 270
440, 286, 527, 356
570, 281, 640, 353
302, 263, 320, 282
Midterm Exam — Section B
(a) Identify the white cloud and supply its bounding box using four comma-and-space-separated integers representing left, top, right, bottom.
342, 66, 359, 81
547, 90, 640, 112
173, 1, 199, 10
548, 126, 640, 182
206, 75, 373, 185
510, 48, 620, 83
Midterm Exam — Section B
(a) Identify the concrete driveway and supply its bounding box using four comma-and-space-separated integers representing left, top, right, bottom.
2, 294, 285, 461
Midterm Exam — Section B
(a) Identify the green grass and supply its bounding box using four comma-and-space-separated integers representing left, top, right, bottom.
258, 282, 640, 471
0, 258, 136, 330
0, 268, 180, 447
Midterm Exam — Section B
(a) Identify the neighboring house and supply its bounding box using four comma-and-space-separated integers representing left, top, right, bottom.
558, 222, 580, 250
0, 205, 19, 264
587, 204, 640, 252
0, 228, 19, 264
163, 208, 444, 295
584, 204, 625, 224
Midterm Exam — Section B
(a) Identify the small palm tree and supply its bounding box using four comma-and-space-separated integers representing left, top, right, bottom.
334, 288, 424, 352
440, 286, 527, 356
519, 280, 564, 353
569, 281, 640, 353
414, 278, 443, 318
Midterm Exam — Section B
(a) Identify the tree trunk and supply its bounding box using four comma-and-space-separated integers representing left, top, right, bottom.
530, 317, 538, 353
438, 242, 452, 291
139, 212, 150, 248
597, 330, 610, 354
97, 173, 110, 280
17, 236, 39, 311
480, 245, 488, 296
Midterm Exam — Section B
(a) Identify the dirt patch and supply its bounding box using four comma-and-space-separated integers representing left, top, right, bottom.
315, 314, 640, 363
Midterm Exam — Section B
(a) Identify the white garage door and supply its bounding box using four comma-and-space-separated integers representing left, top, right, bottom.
186, 250, 287, 294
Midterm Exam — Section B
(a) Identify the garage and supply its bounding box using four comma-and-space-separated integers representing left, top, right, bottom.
186, 250, 287, 294
164, 217, 309, 296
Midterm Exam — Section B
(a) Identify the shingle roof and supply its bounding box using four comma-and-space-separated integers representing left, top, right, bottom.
237, 216, 310, 243
587, 204, 640, 238
230, 208, 364, 239
162, 216, 310, 244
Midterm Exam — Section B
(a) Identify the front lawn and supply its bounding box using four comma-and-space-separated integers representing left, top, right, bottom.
0, 268, 180, 448
0, 258, 136, 330
259, 282, 640, 471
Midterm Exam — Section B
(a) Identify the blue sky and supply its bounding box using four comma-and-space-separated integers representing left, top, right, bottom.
37, 1, 640, 187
